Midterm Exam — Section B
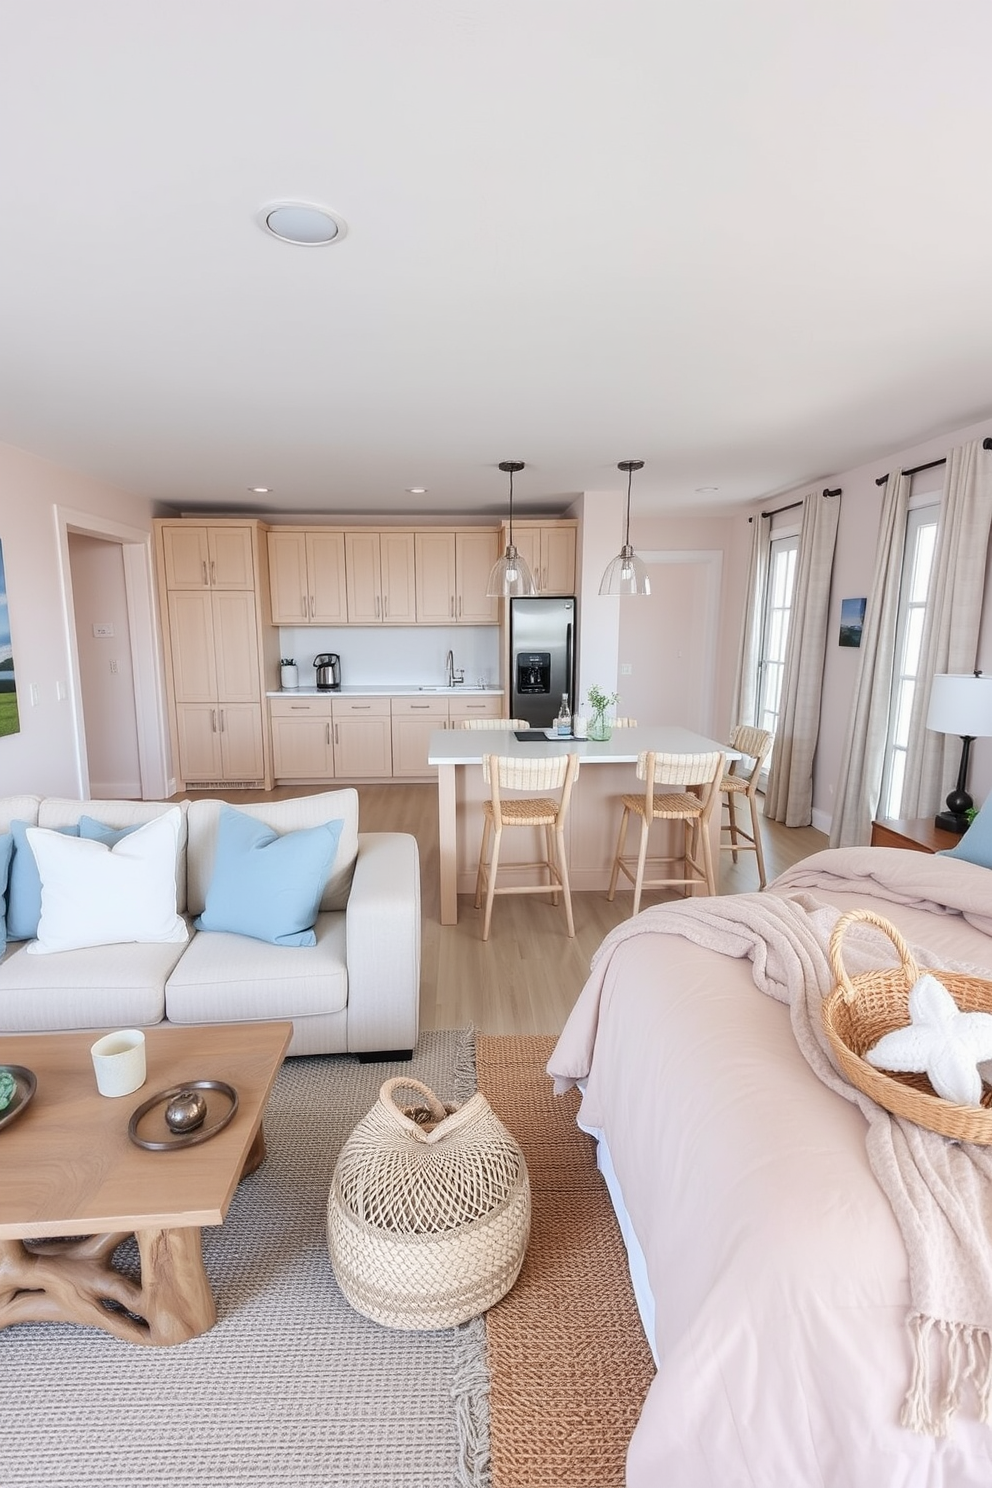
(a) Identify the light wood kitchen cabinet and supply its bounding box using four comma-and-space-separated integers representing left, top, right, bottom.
332, 697, 393, 776
391, 694, 449, 776
270, 697, 335, 778
267, 529, 347, 624
447, 694, 504, 724
503, 520, 576, 595
161, 524, 255, 590
155, 518, 273, 790
174, 702, 265, 783
345, 531, 416, 624
415, 529, 500, 624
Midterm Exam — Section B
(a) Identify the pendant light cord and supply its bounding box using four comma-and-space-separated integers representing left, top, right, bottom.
623, 464, 632, 546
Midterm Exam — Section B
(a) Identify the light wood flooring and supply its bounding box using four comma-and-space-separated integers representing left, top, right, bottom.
174, 782, 827, 1039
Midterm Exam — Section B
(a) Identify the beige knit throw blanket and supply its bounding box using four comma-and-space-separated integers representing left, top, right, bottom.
581, 889, 992, 1436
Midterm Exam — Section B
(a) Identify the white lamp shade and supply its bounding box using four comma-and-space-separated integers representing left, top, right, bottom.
926, 674, 992, 737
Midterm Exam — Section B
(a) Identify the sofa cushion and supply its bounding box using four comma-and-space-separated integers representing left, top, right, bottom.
7, 820, 81, 941
26, 809, 188, 954
37, 798, 189, 915
194, 804, 343, 947
0, 831, 13, 954
165, 911, 348, 1024
0, 795, 41, 833
185, 790, 359, 917
0, 937, 184, 1031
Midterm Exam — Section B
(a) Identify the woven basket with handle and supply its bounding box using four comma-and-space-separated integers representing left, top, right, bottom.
824, 908, 992, 1144
327, 1077, 531, 1329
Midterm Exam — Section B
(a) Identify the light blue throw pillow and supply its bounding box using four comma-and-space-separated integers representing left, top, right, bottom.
7, 820, 80, 942
78, 816, 141, 849
194, 804, 344, 947
0, 832, 14, 954
938, 795, 992, 870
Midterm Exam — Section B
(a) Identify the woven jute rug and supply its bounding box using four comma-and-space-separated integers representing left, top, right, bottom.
476, 1033, 657, 1488
0, 1030, 489, 1488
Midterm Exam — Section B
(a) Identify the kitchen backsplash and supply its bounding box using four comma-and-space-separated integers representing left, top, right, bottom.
278, 625, 501, 689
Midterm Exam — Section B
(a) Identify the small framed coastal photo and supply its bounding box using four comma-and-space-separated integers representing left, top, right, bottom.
838, 596, 866, 648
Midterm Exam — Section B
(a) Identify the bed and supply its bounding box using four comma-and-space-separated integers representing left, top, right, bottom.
548, 843, 992, 1487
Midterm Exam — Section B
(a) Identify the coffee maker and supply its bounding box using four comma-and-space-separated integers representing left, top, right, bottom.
313, 653, 341, 690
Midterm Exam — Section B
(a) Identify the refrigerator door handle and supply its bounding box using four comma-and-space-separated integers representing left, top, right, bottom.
565, 622, 573, 705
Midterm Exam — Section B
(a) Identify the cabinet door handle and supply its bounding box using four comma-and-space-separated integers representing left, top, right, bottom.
210, 560, 217, 585
302, 593, 308, 618
383, 595, 388, 618
309, 594, 315, 618
334, 724, 339, 746
412, 704, 430, 710
326, 723, 330, 745
219, 708, 225, 732
202, 561, 209, 587
352, 704, 371, 710
375, 595, 381, 619
211, 709, 217, 732
457, 595, 462, 618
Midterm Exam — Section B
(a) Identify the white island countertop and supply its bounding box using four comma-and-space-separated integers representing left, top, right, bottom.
427, 723, 730, 765
267, 685, 503, 699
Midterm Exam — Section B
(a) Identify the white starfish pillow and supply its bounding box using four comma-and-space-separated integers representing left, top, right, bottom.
865, 973, 992, 1107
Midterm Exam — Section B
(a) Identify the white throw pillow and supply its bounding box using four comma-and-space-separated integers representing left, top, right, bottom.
25, 808, 188, 954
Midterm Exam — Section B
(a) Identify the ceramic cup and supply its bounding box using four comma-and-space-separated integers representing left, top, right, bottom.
90, 1029, 146, 1098
280, 664, 299, 689
572, 715, 588, 738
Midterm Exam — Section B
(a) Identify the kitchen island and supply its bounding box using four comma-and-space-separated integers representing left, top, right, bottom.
428, 724, 735, 924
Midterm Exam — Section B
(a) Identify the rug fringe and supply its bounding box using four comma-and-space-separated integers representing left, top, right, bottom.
452, 1314, 492, 1488
452, 1024, 478, 1105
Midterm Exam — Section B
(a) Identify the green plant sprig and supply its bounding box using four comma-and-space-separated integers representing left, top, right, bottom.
587, 684, 619, 714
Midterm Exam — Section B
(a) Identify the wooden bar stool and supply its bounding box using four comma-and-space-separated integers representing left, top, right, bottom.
607, 749, 725, 917
720, 725, 774, 888
474, 752, 580, 940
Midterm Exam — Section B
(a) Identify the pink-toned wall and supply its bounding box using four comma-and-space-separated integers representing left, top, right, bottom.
0, 441, 165, 796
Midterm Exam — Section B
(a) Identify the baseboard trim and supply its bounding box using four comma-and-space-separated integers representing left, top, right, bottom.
811, 807, 832, 837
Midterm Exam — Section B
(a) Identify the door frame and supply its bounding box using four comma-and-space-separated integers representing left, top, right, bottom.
55, 506, 171, 799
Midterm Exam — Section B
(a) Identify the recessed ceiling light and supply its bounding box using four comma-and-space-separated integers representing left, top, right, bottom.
406, 487, 428, 494
248, 486, 271, 494
257, 202, 348, 246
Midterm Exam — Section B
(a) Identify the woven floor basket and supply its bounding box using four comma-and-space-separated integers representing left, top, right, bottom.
327, 1077, 531, 1329
824, 908, 992, 1143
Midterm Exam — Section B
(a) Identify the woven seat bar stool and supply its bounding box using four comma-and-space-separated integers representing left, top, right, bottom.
607, 749, 725, 917
612, 717, 638, 727
720, 724, 774, 888
459, 718, 531, 728
474, 752, 580, 941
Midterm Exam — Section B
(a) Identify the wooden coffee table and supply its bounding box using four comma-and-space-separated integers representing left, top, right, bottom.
0, 1020, 292, 1346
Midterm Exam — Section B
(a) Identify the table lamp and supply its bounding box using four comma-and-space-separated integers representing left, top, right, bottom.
926, 672, 992, 833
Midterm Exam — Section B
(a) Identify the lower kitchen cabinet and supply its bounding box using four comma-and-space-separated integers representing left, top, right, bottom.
175, 703, 265, 784
332, 698, 393, 777
391, 695, 449, 776
271, 701, 335, 778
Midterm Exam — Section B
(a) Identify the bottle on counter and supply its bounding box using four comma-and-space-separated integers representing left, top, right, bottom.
556, 693, 571, 737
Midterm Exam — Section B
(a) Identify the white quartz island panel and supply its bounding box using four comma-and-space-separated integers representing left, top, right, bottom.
428, 725, 734, 925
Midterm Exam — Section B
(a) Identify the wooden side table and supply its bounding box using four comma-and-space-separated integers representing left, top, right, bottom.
870, 817, 960, 854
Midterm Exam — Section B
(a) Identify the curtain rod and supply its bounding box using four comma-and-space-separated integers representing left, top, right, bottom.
874, 436, 992, 488
755, 486, 841, 520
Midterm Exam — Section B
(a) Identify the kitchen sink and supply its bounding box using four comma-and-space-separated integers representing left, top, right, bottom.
416, 685, 450, 691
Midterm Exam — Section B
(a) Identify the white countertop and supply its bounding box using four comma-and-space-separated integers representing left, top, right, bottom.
427, 724, 735, 765
267, 685, 503, 698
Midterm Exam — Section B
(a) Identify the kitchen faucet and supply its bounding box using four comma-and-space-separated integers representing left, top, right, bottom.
445, 649, 455, 687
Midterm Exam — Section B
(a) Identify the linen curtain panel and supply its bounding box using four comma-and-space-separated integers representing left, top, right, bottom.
764, 491, 840, 827
730, 515, 771, 730
900, 439, 992, 817
829, 473, 911, 847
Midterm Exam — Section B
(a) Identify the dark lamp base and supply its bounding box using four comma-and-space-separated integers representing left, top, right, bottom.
934, 809, 969, 835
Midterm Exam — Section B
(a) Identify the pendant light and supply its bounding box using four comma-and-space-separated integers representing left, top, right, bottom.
486, 460, 537, 597
599, 459, 651, 596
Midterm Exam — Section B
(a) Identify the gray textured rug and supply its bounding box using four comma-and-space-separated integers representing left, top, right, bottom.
0, 1030, 489, 1488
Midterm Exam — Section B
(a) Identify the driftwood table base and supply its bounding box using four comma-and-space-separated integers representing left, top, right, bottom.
0, 1227, 216, 1346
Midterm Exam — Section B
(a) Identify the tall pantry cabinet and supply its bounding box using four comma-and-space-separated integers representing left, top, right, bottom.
155, 519, 276, 791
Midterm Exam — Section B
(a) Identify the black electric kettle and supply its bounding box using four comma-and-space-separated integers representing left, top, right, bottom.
313, 653, 341, 690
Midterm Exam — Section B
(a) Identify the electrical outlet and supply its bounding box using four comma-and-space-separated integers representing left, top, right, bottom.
620, 663, 632, 675
29, 683, 39, 707
109, 658, 119, 674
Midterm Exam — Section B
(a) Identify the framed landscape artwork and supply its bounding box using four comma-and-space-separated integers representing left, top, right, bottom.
839, 596, 867, 648
0, 538, 20, 736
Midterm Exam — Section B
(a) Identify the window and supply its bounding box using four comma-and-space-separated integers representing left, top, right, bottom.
878, 503, 939, 820
756, 532, 799, 745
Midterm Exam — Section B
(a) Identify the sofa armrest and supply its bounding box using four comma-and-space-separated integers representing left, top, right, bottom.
345, 832, 421, 1054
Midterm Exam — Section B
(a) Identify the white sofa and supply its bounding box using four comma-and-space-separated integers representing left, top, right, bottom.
0, 789, 421, 1058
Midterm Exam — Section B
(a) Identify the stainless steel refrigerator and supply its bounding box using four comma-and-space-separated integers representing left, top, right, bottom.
509, 596, 576, 729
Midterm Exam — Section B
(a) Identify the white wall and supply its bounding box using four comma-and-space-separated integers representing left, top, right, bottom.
0, 442, 167, 797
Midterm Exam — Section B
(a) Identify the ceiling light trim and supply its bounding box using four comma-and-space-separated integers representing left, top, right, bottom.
257, 201, 348, 246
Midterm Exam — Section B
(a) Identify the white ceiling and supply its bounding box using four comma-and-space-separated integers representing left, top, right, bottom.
3, 1, 992, 520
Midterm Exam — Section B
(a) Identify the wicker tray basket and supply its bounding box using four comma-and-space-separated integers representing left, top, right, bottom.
327, 1077, 531, 1329
824, 908, 992, 1144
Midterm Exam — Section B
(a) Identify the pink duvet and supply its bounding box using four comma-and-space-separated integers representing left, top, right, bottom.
548, 848, 992, 1487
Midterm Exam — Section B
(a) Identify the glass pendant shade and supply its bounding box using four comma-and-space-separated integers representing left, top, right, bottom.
600, 459, 650, 596
486, 460, 537, 597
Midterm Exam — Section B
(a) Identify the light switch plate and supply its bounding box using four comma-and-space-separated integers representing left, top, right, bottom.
92, 622, 115, 638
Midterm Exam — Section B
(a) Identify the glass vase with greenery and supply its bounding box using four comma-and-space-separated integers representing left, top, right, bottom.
587, 684, 619, 741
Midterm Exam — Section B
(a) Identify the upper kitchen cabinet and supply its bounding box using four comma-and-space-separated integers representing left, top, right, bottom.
503, 520, 577, 596
160, 523, 255, 590
345, 530, 416, 624
268, 528, 347, 624
415, 529, 500, 624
